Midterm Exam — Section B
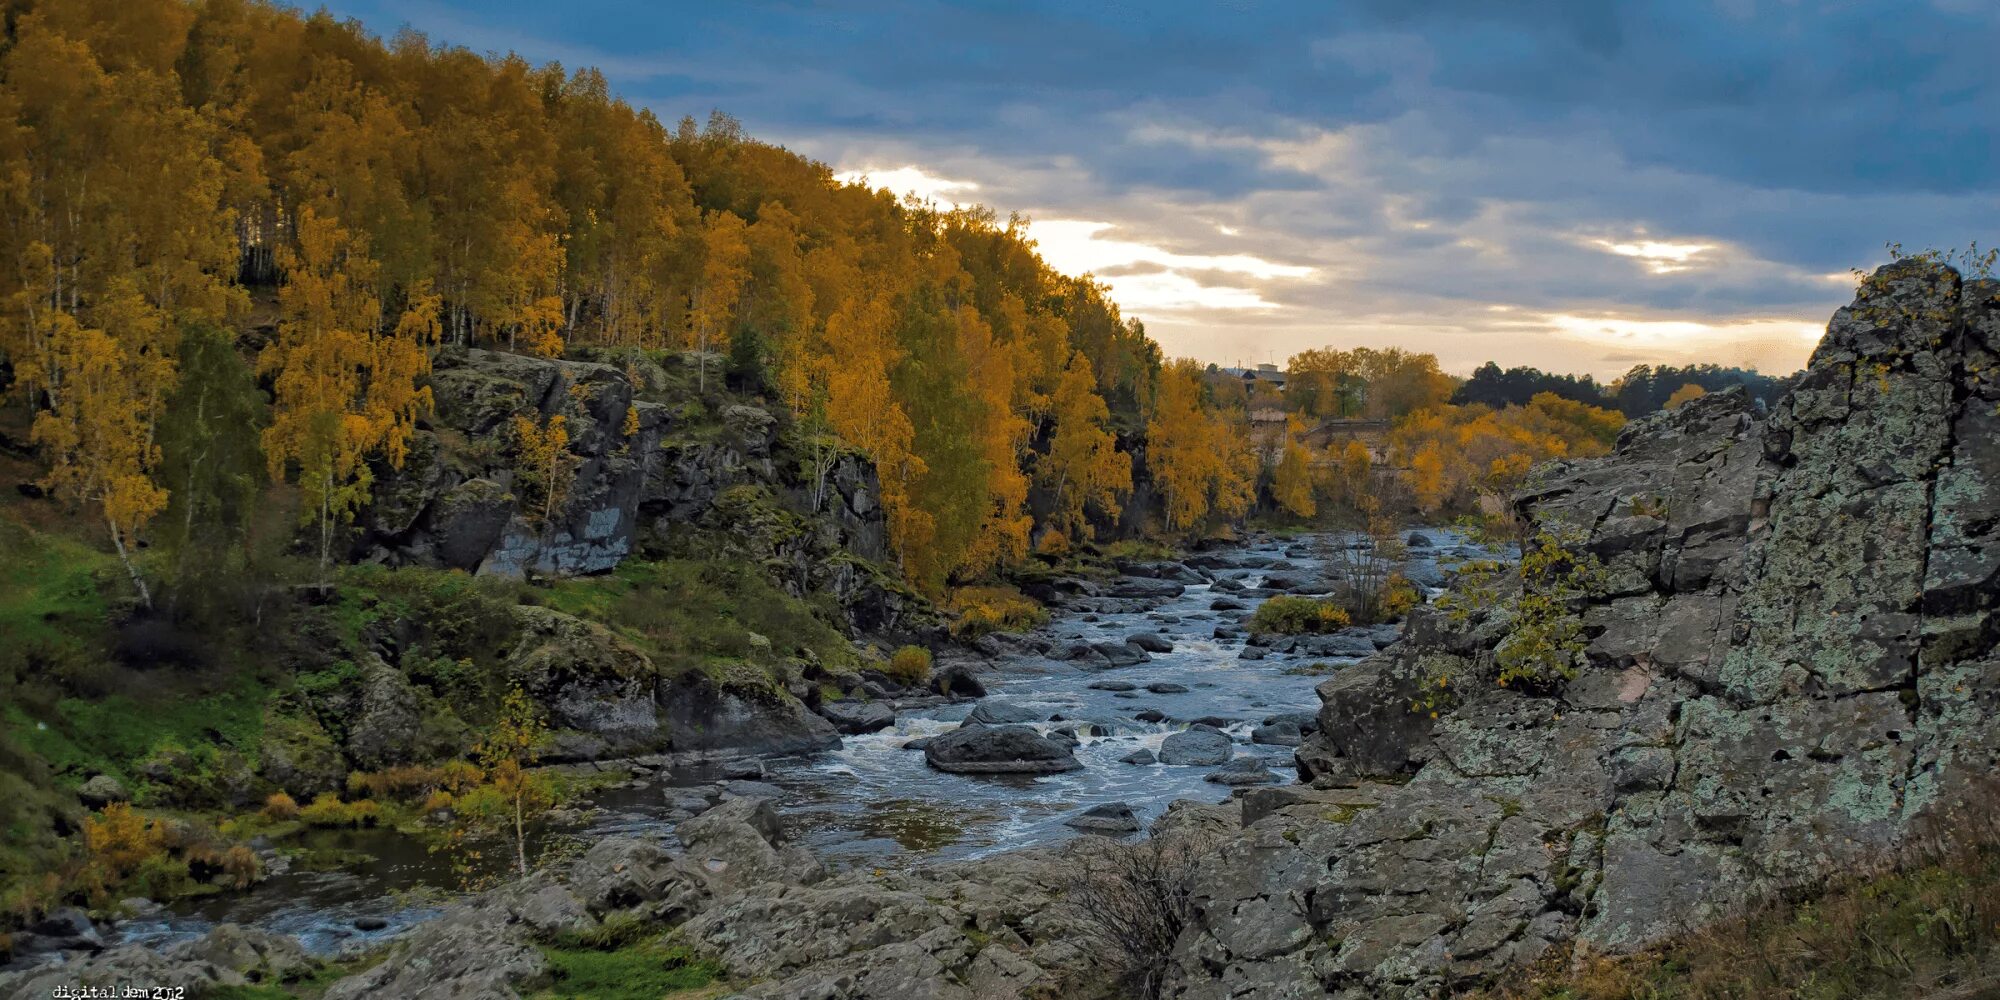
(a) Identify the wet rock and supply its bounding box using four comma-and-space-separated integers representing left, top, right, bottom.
1109, 577, 1187, 599
1261, 711, 1319, 734
1210, 597, 1247, 611
1089, 680, 1138, 691
352, 916, 389, 931
818, 699, 897, 734
721, 779, 786, 800
1204, 758, 1279, 786
1407, 532, 1435, 548
1094, 641, 1152, 667
1064, 803, 1141, 833
1126, 632, 1175, 653
924, 725, 1083, 775
1120, 749, 1158, 765
1158, 729, 1233, 766
1134, 709, 1168, 723
968, 701, 1044, 725
1250, 722, 1304, 747
1146, 682, 1190, 694
930, 664, 987, 699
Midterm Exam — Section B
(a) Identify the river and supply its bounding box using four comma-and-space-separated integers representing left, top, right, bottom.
101, 528, 1481, 958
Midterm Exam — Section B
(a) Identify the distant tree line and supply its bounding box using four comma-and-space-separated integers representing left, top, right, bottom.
1451, 362, 1799, 416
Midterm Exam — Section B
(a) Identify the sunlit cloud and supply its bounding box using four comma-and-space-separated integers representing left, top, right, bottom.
1022, 218, 1315, 313
832, 165, 981, 207
1591, 238, 1716, 274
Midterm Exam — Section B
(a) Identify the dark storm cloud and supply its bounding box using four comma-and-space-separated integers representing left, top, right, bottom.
323, 0, 2000, 376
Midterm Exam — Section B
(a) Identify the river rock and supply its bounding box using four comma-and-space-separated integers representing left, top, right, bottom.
1210, 597, 1247, 611
931, 664, 987, 699
1407, 531, 1435, 548
1204, 757, 1279, 786
1146, 682, 1190, 694
1125, 632, 1174, 653
1089, 680, 1137, 691
1108, 577, 1186, 599
1134, 709, 1168, 723
818, 699, 896, 734
1158, 729, 1232, 766
1063, 803, 1141, 833
968, 701, 1044, 725
924, 725, 1083, 775
1250, 722, 1304, 747
1261, 711, 1319, 734
1093, 641, 1152, 667
1120, 749, 1157, 765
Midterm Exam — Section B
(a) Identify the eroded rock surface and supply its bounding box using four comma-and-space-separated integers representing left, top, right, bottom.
1164, 263, 2000, 998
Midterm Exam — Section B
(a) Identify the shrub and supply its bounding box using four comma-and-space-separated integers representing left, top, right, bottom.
948, 586, 1048, 638
298, 793, 377, 828
885, 645, 932, 686
1059, 830, 1223, 999
81, 803, 169, 885
219, 844, 260, 889
1249, 596, 1352, 635
1494, 527, 1604, 691
260, 792, 299, 821
347, 764, 444, 802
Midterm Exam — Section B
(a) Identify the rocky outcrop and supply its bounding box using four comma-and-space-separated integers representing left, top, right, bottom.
1163, 263, 2000, 998
355, 347, 907, 632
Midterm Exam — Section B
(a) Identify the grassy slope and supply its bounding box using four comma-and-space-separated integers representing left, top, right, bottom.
1473, 845, 2000, 1000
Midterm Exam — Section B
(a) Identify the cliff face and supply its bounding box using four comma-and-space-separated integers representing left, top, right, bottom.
357, 346, 905, 631
1168, 263, 2000, 998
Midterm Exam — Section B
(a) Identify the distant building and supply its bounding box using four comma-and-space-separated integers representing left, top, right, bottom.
1220, 363, 1289, 391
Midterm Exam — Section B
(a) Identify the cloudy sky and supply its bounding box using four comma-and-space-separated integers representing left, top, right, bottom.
326, 0, 1999, 378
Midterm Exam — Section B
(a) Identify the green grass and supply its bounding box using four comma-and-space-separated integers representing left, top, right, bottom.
536, 557, 859, 676
533, 938, 726, 999
4, 677, 266, 793
0, 517, 113, 665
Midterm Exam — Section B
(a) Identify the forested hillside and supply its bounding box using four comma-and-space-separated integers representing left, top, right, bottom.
0, 0, 1173, 601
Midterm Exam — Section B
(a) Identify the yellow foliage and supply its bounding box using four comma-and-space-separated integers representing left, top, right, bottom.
885, 645, 933, 685
261, 792, 299, 821
1665, 382, 1708, 409
511, 412, 578, 526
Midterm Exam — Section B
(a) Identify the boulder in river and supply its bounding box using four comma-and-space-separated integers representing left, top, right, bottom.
1134, 709, 1168, 723
968, 700, 1044, 725
1120, 749, 1157, 765
1158, 729, 1233, 766
1093, 641, 1152, 667
817, 699, 896, 734
1088, 680, 1137, 691
1210, 597, 1247, 611
1146, 682, 1190, 694
1125, 632, 1174, 653
929, 663, 987, 699
1251, 722, 1305, 747
1064, 802, 1141, 833
924, 724, 1083, 775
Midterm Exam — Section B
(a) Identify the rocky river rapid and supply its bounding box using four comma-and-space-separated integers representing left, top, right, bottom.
77, 528, 1487, 965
